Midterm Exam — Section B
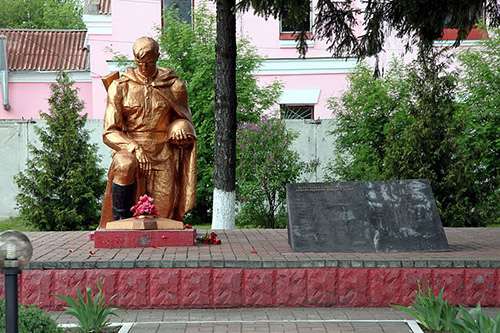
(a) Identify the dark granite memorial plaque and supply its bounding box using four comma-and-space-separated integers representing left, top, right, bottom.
286, 179, 449, 253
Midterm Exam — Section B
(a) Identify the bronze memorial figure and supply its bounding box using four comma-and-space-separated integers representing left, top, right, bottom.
99, 37, 196, 229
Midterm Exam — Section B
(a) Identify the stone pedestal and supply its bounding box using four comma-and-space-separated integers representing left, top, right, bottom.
93, 229, 196, 248
93, 216, 195, 248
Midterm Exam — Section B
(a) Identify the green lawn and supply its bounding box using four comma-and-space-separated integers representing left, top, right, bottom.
0, 218, 227, 232
0, 217, 38, 232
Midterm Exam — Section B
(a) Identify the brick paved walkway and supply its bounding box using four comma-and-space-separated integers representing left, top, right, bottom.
52, 307, 417, 332
50, 307, 500, 332
25, 228, 500, 270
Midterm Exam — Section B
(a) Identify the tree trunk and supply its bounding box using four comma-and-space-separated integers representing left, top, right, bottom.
212, 0, 237, 229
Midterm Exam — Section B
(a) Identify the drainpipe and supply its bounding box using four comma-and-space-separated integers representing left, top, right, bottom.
0, 35, 9, 110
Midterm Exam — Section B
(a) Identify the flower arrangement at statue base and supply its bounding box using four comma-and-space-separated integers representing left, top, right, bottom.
130, 195, 159, 218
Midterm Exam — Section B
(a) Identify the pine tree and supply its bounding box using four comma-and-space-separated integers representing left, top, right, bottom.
15, 72, 106, 231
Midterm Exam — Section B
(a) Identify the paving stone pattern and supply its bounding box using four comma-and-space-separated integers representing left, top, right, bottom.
51, 307, 420, 332
24, 228, 500, 270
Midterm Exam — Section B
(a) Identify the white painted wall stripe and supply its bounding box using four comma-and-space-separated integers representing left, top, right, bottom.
255, 57, 358, 75
83, 14, 113, 35
9, 71, 92, 83
278, 89, 320, 105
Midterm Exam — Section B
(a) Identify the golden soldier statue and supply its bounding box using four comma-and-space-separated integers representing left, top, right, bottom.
99, 37, 196, 229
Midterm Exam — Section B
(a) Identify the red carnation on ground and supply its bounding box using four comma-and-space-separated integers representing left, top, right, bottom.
196, 231, 221, 245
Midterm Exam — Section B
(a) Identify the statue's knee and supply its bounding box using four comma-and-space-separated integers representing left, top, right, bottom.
113, 151, 137, 185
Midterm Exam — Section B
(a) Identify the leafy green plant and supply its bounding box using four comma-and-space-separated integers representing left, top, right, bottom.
0, 297, 62, 332
55, 280, 124, 333
236, 117, 319, 228
454, 303, 500, 333
0, 0, 85, 30
15, 72, 106, 231
457, 26, 500, 226
393, 283, 461, 331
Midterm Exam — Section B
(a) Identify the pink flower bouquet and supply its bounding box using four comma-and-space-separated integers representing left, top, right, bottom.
130, 195, 159, 217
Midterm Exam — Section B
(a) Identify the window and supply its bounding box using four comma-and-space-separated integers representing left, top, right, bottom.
280, 3, 313, 40
163, 0, 192, 26
281, 105, 314, 120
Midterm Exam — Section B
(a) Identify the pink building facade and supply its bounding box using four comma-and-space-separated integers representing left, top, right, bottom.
0, 30, 92, 120
81, 0, 359, 120
0, 0, 487, 121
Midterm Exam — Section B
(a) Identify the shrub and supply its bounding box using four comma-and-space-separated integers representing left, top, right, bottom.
236, 117, 318, 228
0, 298, 62, 333
15, 72, 106, 231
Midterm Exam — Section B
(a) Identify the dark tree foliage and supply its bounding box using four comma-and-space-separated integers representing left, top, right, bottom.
236, 0, 500, 57
15, 72, 106, 231
0, 0, 85, 30
327, 48, 499, 227
382, 48, 476, 227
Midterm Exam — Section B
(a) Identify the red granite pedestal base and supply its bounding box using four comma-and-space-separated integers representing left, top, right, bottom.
93, 229, 196, 248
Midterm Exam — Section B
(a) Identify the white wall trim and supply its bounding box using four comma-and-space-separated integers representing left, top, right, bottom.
107, 60, 134, 74
256, 57, 358, 75
9, 71, 92, 83
83, 14, 112, 35
433, 39, 484, 47
279, 89, 320, 105
279, 39, 315, 48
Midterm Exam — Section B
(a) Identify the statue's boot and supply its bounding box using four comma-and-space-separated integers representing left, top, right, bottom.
112, 182, 135, 220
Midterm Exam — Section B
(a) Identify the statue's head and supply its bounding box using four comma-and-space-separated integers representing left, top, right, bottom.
133, 37, 160, 78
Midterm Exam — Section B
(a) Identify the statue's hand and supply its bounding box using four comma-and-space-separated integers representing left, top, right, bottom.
170, 128, 194, 148
134, 146, 152, 178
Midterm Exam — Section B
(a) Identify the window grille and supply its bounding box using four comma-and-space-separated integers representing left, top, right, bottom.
281, 105, 314, 119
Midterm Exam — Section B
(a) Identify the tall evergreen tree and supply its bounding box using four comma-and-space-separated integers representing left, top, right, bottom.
15, 72, 106, 231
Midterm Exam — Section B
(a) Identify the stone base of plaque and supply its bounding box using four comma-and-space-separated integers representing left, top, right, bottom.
93, 229, 196, 248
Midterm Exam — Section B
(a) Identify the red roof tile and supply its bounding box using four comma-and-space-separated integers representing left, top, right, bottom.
0, 30, 89, 71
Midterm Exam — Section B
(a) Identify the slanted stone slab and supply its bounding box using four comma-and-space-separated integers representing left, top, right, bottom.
105, 217, 184, 230
286, 179, 450, 253
105, 219, 157, 230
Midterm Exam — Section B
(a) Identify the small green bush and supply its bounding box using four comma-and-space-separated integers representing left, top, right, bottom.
455, 303, 500, 333
15, 72, 106, 231
55, 280, 124, 333
394, 283, 500, 333
236, 117, 318, 228
0, 298, 62, 333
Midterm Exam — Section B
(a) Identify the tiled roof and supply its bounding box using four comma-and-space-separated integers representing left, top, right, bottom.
99, 0, 111, 15
0, 30, 89, 71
